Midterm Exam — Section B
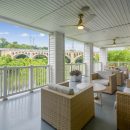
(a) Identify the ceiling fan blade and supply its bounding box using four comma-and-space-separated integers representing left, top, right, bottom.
84, 14, 96, 23
60, 25, 78, 28
116, 42, 130, 44
104, 42, 130, 47
84, 27, 91, 32
106, 44, 114, 46
117, 36, 130, 39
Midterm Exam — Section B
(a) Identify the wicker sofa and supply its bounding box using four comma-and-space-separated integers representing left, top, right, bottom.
91, 71, 117, 94
116, 91, 130, 130
41, 82, 95, 130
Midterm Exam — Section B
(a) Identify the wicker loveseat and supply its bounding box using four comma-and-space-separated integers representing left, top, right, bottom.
91, 71, 117, 94
41, 82, 95, 130
116, 91, 130, 130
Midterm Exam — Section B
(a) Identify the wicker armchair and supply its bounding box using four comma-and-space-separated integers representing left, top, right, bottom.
105, 69, 124, 86
118, 66, 129, 80
91, 72, 117, 94
41, 82, 94, 130
114, 71, 124, 86
116, 91, 130, 130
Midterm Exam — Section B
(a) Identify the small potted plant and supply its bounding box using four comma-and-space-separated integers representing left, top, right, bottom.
70, 70, 82, 82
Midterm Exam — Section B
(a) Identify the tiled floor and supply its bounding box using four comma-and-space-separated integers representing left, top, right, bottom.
0, 87, 124, 130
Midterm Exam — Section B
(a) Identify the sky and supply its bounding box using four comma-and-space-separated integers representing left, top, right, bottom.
0, 22, 49, 47
0, 21, 99, 51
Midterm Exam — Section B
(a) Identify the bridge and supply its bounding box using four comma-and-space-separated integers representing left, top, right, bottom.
0, 48, 83, 63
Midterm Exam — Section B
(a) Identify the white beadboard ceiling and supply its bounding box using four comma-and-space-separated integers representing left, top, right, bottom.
0, 0, 130, 48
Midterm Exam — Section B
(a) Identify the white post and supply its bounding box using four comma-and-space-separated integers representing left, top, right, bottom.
46, 65, 50, 84
49, 32, 65, 83
99, 48, 108, 70
84, 43, 93, 80
29, 65, 33, 92
3, 66, 7, 100
100, 62, 103, 71
85, 63, 87, 76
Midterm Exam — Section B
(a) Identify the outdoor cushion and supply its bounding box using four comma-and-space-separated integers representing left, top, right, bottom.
98, 71, 112, 79
92, 79, 109, 86
48, 84, 74, 95
118, 66, 128, 71
123, 87, 130, 93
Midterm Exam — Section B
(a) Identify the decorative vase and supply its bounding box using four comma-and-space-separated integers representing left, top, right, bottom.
70, 75, 82, 82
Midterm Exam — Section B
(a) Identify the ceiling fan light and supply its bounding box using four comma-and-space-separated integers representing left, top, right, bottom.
113, 44, 116, 47
78, 25, 84, 30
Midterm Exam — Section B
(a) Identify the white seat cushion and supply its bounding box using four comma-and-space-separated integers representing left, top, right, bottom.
48, 84, 74, 95
98, 71, 112, 79
123, 87, 130, 93
92, 79, 109, 86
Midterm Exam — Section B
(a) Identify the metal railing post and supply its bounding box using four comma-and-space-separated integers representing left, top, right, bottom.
3, 66, 8, 100
29, 65, 33, 92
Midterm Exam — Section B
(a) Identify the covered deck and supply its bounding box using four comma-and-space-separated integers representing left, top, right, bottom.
0, 90, 117, 130
0, 0, 130, 130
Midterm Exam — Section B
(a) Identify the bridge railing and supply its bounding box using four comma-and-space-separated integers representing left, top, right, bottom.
65, 63, 87, 80
0, 65, 49, 100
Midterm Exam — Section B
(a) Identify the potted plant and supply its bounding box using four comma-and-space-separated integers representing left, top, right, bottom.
70, 70, 82, 82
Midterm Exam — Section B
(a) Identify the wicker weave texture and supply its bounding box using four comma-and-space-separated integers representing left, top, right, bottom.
41, 86, 94, 130
126, 79, 130, 88
116, 72, 124, 86
117, 92, 130, 130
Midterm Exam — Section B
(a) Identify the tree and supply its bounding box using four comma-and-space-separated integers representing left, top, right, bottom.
93, 53, 99, 62
108, 50, 130, 62
0, 37, 47, 49
0, 38, 9, 48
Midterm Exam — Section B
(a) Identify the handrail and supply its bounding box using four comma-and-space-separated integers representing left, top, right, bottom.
65, 63, 87, 80
0, 65, 50, 100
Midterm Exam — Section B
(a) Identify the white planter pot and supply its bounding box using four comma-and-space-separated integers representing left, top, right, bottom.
70, 75, 82, 82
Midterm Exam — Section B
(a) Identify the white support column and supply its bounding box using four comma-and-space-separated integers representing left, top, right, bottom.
49, 32, 65, 83
84, 43, 93, 79
99, 48, 108, 70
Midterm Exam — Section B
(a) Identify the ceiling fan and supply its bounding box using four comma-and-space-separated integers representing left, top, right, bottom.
112, 38, 117, 46
106, 37, 130, 47
60, 6, 96, 31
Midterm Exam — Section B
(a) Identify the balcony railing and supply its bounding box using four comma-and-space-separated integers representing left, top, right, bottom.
0, 65, 49, 99
65, 63, 87, 80
0, 62, 103, 100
